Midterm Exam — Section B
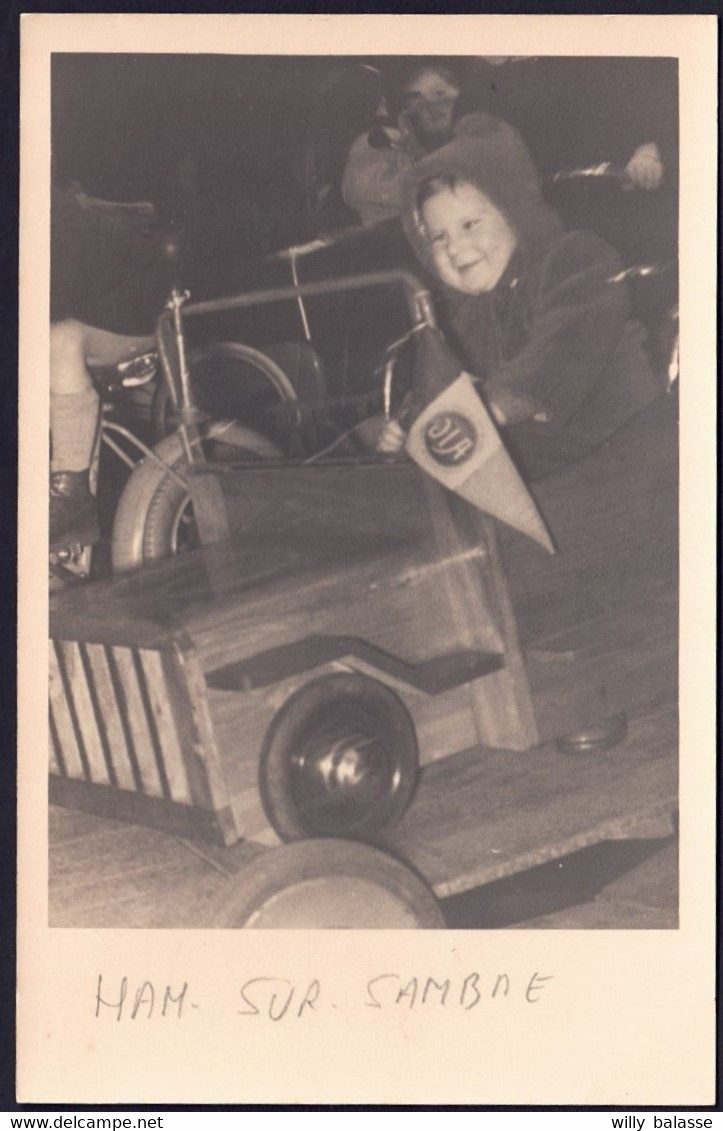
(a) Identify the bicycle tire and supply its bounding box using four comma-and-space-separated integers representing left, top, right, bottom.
151, 341, 300, 441
111, 421, 282, 573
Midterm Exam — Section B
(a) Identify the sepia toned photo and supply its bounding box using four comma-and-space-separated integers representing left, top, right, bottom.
18, 13, 717, 1107
46, 50, 680, 931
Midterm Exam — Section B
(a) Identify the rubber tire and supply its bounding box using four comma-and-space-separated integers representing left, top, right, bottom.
151, 342, 300, 441
111, 421, 283, 573
258, 673, 419, 845
215, 839, 445, 929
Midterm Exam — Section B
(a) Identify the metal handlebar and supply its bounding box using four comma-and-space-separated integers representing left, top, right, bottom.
550, 162, 630, 185
180, 269, 435, 329
154, 269, 436, 450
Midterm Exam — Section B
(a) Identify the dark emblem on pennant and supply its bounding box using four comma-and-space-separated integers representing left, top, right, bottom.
424, 412, 478, 467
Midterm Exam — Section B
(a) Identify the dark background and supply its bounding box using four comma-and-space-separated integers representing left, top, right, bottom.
52, 55, 391, 251
50, 54, 679, 300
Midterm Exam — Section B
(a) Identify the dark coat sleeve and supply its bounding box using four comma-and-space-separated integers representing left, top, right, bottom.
484, 231, 631, 434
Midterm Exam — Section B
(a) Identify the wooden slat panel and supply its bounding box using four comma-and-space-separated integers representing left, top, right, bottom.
58, 641, 110, 786
138, 648, 191, 804
49, 642, 84, 779
76, 644, 118, 787
84, 644, 137, 791
110, 646, 163, 797
129, 649, 173, 800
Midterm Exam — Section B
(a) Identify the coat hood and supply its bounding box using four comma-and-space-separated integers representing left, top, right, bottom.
400, 120, 563, 281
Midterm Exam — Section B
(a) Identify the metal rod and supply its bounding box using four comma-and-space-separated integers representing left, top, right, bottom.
101, 432, 137, 471
155, 308, 181, 411
182, 269, 432, 327
101, 421, 190, 489
290, 249, 313, 342
170, 289, 194, 412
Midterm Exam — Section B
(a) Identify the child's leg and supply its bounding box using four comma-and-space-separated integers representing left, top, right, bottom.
50, 319, 99, 473
50, 320, 154, 470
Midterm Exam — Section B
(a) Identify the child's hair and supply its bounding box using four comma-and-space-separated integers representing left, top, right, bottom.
414, 173, 469, 235
416, 173, 461, 211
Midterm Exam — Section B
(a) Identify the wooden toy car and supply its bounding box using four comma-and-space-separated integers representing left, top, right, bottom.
48, 270, 678, 927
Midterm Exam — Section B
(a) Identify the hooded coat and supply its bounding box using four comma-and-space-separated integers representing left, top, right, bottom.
400, 130, 662, 479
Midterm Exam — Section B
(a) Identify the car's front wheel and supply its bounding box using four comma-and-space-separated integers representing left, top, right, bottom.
214, 839, 445, 929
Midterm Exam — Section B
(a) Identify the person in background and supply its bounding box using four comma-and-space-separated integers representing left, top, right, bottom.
377, 128, 662, 480
49, 181, 166, 547
341, 61, 501, 226
471, 56, 676, 190
466, 56, 678, 267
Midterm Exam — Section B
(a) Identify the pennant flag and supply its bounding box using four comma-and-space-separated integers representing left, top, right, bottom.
404, 326, 555, 553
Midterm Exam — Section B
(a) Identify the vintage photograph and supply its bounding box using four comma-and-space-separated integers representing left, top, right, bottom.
46, 51, 681, 931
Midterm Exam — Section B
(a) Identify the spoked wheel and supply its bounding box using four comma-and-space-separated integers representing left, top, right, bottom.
110, 421, 283, 573
216, 839, 445, 929
259, 674, 419, 845
151, 341, 304, 449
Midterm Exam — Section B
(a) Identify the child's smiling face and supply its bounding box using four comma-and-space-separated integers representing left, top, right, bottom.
422, 181, 518, 295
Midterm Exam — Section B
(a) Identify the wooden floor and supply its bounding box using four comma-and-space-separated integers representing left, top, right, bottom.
441, 830, 677, 929
49, 698, 677, 928
386, 700, 676, 900
516, 839, 678, 929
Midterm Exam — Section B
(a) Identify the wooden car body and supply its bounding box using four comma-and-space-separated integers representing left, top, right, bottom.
49, 387, 678, 883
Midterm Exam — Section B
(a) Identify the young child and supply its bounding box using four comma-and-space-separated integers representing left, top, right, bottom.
379, 129, 662, 479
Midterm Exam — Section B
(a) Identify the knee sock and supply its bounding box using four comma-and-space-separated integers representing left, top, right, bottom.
50, 388, 100, 472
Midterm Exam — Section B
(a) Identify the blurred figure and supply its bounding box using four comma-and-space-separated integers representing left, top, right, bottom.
49, 180, 166, 546
342, 60, 501, 226
303, 63, 388, 231
466, 56, 678, 268
393, 63, 462, 150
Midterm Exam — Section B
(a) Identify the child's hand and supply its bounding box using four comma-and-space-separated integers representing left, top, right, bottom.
625, 143, 663, 191
376, 417, 407, 454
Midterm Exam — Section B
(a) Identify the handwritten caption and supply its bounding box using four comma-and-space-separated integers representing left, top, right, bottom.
94, 970, 554, 1022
